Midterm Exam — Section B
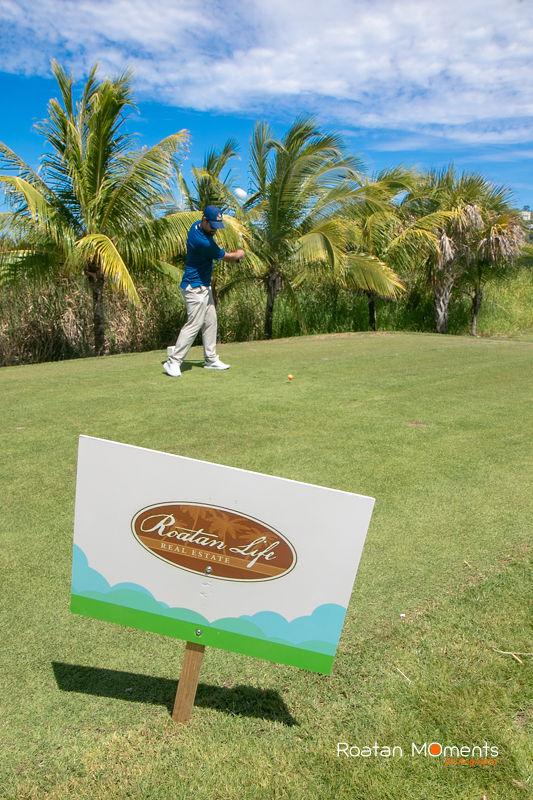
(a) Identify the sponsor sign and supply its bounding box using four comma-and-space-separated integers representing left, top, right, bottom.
71, 436, 374, 674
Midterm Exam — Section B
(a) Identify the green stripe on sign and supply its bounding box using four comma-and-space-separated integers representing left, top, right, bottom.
71, 595, 334, 674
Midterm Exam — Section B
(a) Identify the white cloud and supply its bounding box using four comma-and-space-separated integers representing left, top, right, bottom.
0, 0, 532, 145
462, 149, 533, 163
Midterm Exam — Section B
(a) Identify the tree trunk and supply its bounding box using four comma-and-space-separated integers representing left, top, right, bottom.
433, 277, 454, 334
471, 286, 483, 337
87, 262, 106, 355
264, 271, 282, 340
365, 290, 377, 331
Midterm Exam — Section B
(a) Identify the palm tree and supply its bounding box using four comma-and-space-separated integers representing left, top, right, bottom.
461, 199, 525, 335
322, 165, 464, 332
0, 61, 190, 355
238, 117, 404, 340
400, 167, 512, 334
339, 167, 423, 330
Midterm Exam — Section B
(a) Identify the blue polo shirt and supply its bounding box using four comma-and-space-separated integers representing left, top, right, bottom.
180, 222, 226, 289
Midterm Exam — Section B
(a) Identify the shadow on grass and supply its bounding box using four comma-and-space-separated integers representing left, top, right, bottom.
52, 662, 297, 725
160, 359, 206, 372
174, 360, 204, 372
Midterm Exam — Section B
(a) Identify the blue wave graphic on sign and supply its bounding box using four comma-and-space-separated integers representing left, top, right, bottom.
72, 545, 346, 654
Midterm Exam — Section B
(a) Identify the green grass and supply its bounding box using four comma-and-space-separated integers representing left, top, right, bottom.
1, 332, 531, 799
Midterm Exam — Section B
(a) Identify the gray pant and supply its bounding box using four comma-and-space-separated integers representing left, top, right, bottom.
169, 285, 218, 365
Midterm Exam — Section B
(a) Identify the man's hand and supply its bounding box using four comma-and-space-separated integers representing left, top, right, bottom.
222, 248, 245, 263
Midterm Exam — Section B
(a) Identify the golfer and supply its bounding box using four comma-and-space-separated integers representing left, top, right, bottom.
163, 206, 245, 378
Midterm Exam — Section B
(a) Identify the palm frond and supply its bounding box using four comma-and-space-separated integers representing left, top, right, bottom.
176, 172, 194, 211
295, 221, 345, 272
189, 168, 241, 213
0, 142, 51, 194
0, 245, 61, 286
249, 121, 275, 199
0, 176, 79, 252
150, 261, 184, 284
282, 277, 308, 334
0, 176, 51, 223
343, 253, 404, 298
99, 130, 190, 231
76, 233, 140, 305
388, 227, 441, 260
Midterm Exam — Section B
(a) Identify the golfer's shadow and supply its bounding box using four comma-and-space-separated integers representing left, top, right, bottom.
160, 360, 203, 373
179, 360, 203, 372
52, 662, 297, 725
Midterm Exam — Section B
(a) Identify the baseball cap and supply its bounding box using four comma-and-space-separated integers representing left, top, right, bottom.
203, 205, 225, 228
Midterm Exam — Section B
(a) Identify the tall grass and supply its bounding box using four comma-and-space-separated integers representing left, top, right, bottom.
0, 276, 185, 366
0, 279, 93, 365
269, 270, 533, 339
1, 269, 532, 365
475, 268, 533, 337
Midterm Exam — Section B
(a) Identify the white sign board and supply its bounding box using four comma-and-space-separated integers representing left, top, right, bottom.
71, 436, 374, 674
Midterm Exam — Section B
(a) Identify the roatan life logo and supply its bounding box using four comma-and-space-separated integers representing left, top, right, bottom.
131, 503, 297, 581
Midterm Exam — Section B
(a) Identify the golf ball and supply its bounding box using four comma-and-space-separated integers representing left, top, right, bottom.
288, 374, 294, 380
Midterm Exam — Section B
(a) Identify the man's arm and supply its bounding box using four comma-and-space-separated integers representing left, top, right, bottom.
221, 249, 245, 262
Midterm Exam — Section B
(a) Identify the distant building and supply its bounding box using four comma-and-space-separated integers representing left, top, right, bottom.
519, 206, 533, 244
520, 205, 532, 225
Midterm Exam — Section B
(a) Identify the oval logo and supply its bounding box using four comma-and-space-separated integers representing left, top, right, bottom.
131, 503, 297, 582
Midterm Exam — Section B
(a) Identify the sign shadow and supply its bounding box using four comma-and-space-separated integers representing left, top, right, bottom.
52, 662, 298, 726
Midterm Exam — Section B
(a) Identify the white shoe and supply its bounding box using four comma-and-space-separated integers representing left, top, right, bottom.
163, 360, 181, 377
204, 359, 230, 370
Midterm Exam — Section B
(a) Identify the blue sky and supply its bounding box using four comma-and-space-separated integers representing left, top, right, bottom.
0, 0, 532, 207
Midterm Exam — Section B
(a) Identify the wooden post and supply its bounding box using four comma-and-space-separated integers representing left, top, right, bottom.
172, 641, 205, 723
